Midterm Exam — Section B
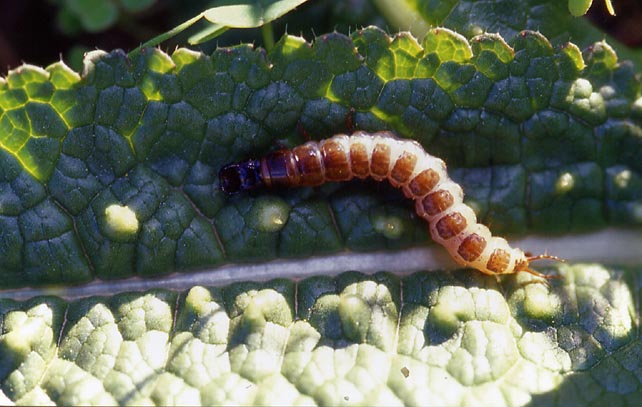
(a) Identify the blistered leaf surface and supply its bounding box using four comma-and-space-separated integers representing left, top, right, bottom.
1, 28, 642, 287
0, 266, 639, 405
396, 0, 638, 64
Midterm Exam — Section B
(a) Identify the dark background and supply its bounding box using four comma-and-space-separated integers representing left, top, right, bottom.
0, 0, 383, 74
0, 0, 639, 75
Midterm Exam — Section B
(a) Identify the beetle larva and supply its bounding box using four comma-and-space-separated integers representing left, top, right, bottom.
219, 131, 561, 278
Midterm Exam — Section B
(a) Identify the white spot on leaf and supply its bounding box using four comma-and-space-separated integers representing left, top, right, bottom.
104, 204, 139, 239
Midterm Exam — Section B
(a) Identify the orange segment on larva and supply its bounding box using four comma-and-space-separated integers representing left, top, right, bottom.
420, 190, 454, 218
487, 248, 511, 274
321, 138, 351, 181
219, 130, 562, 278
458, 233, 486, 262
349, 141, 370, 178
370, 143, 392, 179
407, 168, 440, 196
390, 151, 417, 186
435, 212, 467, 239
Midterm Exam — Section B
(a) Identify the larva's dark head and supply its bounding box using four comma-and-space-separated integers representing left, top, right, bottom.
218, 159, 263, 195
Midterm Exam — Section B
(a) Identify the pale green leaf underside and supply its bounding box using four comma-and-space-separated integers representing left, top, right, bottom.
1, 265, 640, 405
0, 265, 640, 406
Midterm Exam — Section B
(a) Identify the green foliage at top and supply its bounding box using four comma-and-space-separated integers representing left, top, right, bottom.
130, 0, 314, 52
202, 0, 310, 27
52, 0, 156, 34
380, 0, 638, 65
568, 0, 615, 17
1, 25, 642, 288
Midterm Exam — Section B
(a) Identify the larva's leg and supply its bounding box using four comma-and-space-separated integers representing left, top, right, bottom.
521, 267, 560, 279
345, 107, 357, 134
296, 120, 313, 142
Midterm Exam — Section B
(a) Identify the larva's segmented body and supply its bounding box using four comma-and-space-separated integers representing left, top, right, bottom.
219, 131, 559, 278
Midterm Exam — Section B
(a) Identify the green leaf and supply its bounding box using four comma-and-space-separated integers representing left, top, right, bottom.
203, 0, 310, 28
133, 0, 312, 51
568, 0, 616, 16
55, 0, 157, 34
188, 23, 229, 45
377, 0, 636, 64
65, 0, 118, 32
568, 0, 593, 16
0, 265, 640, 405
121, 0, 156, 12
1, 28, 642, 288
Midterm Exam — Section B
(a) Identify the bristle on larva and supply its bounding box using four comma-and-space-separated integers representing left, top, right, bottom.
219, 131, 562, 278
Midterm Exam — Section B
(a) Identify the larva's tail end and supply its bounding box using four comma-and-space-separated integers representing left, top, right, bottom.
521, 254, 565, 280
219, 160, 263, 195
